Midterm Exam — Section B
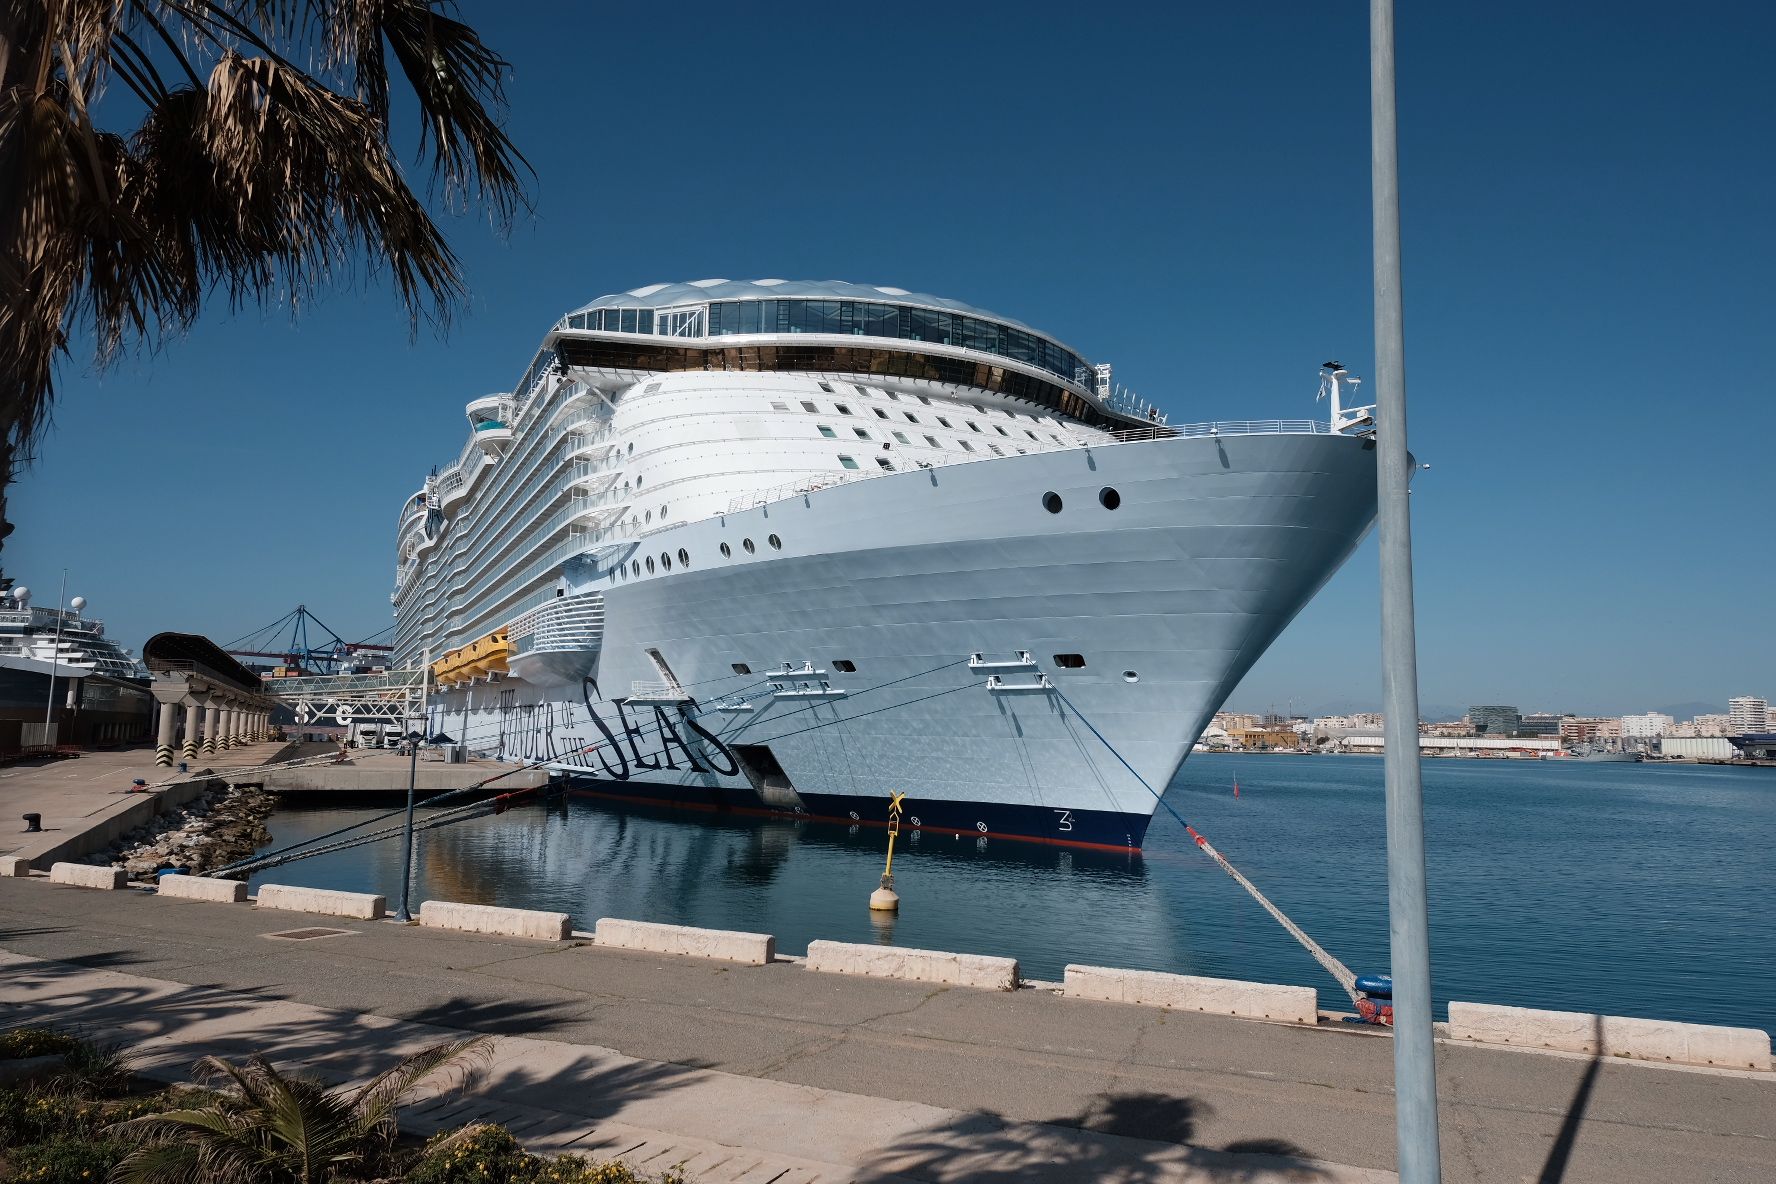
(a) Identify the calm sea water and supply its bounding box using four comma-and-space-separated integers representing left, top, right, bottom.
250, 754, 1775, 1032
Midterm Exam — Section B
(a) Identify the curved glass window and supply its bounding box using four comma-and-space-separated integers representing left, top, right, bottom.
704, 299, 1092, 386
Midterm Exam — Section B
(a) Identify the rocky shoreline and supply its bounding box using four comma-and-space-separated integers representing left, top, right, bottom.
86, 782, 275, 881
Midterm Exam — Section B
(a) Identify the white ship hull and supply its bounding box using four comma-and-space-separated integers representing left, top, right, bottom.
429, 431, 1377, 849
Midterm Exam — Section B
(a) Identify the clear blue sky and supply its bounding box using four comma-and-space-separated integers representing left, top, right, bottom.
10, 2, 1772, 718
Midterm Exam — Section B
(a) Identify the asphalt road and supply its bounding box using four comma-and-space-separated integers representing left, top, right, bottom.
0, 878, 1769, 1183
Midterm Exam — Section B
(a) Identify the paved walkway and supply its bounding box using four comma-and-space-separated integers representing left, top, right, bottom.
2, 880, 1770, 1182
0, 741, 290, 866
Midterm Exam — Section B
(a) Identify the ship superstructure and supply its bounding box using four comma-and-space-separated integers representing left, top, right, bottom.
393, 279, 1380, 849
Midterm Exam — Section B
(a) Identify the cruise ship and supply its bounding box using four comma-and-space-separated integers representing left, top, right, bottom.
393, 279, 1380, 850
0, 582, 153, 750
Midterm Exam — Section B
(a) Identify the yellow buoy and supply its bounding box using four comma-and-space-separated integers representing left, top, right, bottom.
869, 792, 905, 911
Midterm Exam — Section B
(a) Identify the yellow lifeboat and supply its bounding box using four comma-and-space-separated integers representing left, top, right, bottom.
431, 627, 513, 688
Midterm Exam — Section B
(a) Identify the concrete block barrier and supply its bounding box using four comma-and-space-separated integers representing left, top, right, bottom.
594, 918, 774, 964
157, 875, 248, 904
1063, 965, 1319, 1025
48, 863, 127, 890
1447, 1001, 1772, 1071
0, 856, 30, 877
805, 940, 1020, 991
256, 883, 386, 920
420, 900, 570, 941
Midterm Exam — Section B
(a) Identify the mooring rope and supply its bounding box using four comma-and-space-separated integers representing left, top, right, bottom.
1048, 685, 1360, 1004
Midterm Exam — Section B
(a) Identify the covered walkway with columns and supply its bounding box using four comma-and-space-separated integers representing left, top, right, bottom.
143, 633, 279, 768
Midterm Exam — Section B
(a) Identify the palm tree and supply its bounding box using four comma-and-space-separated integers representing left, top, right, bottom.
0, 1, 529, 554
108, 1034, 490, 1183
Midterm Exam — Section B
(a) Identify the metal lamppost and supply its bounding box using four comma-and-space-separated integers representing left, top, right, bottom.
1371, 1, 1444, 1180
396, 724, 424, 921
41, 572, 73, 741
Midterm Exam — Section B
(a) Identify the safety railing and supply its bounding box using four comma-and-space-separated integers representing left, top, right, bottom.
1104, 419, 1331, 443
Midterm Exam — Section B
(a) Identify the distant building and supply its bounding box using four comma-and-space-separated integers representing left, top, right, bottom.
1422, 720, 1472, 737
1727, 697, 1769, 735
1227, 727, 1302, 750
1560, 716, 1622, 743
1213, 711, 1262, 732
1670, 713, 1730, 738
1469, 705, 1522, 737
1619, 712, 1675, 739
1518, 713, 1563, 737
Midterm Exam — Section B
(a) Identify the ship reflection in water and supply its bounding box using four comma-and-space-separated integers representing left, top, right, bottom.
252, 790, 1176, 981
251, 754, 1776, 1034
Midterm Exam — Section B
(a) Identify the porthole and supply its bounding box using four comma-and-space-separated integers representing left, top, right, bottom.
645, 556, 655, 573
627, 442, 634, 455
660, 504, 668, 518
1042, 492, 1063, 514
644, 510, 652, 524
720, 542, 732, 558
742, 538, 756, 554
732, 663, 752, 675
767, 534, 782, 550
1123, 670, 1140, 683
631, 561, 640, 577
833, 659, 857, 673
677, 547, 689, 567
1099, 487, 1121, 510
660, 552, 671, 571
1053, 653, 1086, 669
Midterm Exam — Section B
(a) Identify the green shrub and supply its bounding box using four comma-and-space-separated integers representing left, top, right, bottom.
0, 1029, 81, 1060
4, 1134, 129, 1183
407, 1124, 684, 1184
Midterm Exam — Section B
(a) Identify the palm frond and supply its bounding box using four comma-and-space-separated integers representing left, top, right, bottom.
348, 1034, 491, 1136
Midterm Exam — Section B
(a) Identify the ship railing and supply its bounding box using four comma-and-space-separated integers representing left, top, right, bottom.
726, 468, 874, 514
263, 669, 429, 698
626, 680, 689, 702
1102, 419, 1331, 444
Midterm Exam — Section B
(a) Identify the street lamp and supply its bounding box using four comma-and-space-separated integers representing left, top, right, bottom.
396, 726, 425, 921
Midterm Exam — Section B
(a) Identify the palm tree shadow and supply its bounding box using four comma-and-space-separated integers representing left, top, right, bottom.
1537, 1013, 1605, 1184
853, 1091, 1333, 1183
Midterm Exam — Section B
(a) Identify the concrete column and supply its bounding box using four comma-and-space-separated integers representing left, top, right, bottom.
224, 706, 239, 750
202, 702, 219, 754
182, 701, 200, 762
155, 701, 177, 767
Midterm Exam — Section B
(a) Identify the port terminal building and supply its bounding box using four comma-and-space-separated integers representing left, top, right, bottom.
1339, 735, 1562, 758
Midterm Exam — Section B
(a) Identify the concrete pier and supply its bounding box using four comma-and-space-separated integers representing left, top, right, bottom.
0, 878, 1768, 1184
258, 745, 549, 799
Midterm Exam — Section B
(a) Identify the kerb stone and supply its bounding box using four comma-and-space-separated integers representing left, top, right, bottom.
0, 856, 30, 877
1447, 1001, 1771, 1071
1063, 965, 1319, 1025
420, 900, 571, 941
48, 862, 127, 890
157, 875, 248, 904
594, 918, 773, 964
805, 940, 1020, 991
256, 883, 385, 920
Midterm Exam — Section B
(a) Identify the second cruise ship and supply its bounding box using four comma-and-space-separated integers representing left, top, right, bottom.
393, 279, 1379, 849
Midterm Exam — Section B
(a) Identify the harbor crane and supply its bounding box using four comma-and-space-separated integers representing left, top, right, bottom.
225, 605, 394, 677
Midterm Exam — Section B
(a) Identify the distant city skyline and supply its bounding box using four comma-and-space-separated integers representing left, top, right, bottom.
5, 3, 1772, 710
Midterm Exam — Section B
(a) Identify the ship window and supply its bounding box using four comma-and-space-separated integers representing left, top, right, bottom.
732, 662, 751, 674
635, 475, 642, 489
995, 425, 1009, 436
627, 442, 634, 454
833, 659, 857, 673
967, 421, 982, 432
1050, 433, 1065, 444
959, 440, 975, 452
646, 556, 655, 573
1042, 491, 1063, 513
1026, 430, 1040, 440
771, 401, 789, 411
988, 444, 1004, 456
768, 533, 782, 549
818, 381, 834, 393
1054, 653, 1086, 668
743, 538, 756, 553
632, 561, 641, 576
678, 547, 689, 567
660, 552, 671, 571
801, 401, 818, 413
1016, 447, 1027, 454
818, 425, 837, 438
885, 390, 900, 401
835, 403, 853, 415
660, 504, 668, 518
972, 403, 986, 413
899, 412, 916, 424
917, 395, 932, 405
892, 431, 910, 444
838, 455, 859, 469
924, 435, 940, 447
874, 457, 892, 470
853, 427, 871, 439
936, 417, 952, 428
644, 510, 652, 523
720, 542, 732, 558
873, 407, 888, 419
1099, 487, 1121, 510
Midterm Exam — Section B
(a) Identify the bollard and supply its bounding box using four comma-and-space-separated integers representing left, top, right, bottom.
869, 792, 904, 912
22, 813, 41, 833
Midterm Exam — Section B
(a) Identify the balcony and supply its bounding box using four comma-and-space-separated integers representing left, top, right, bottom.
473, 418, 514, 454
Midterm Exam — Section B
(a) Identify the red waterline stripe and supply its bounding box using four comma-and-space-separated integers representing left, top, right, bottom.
561, 787, 1142, 854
